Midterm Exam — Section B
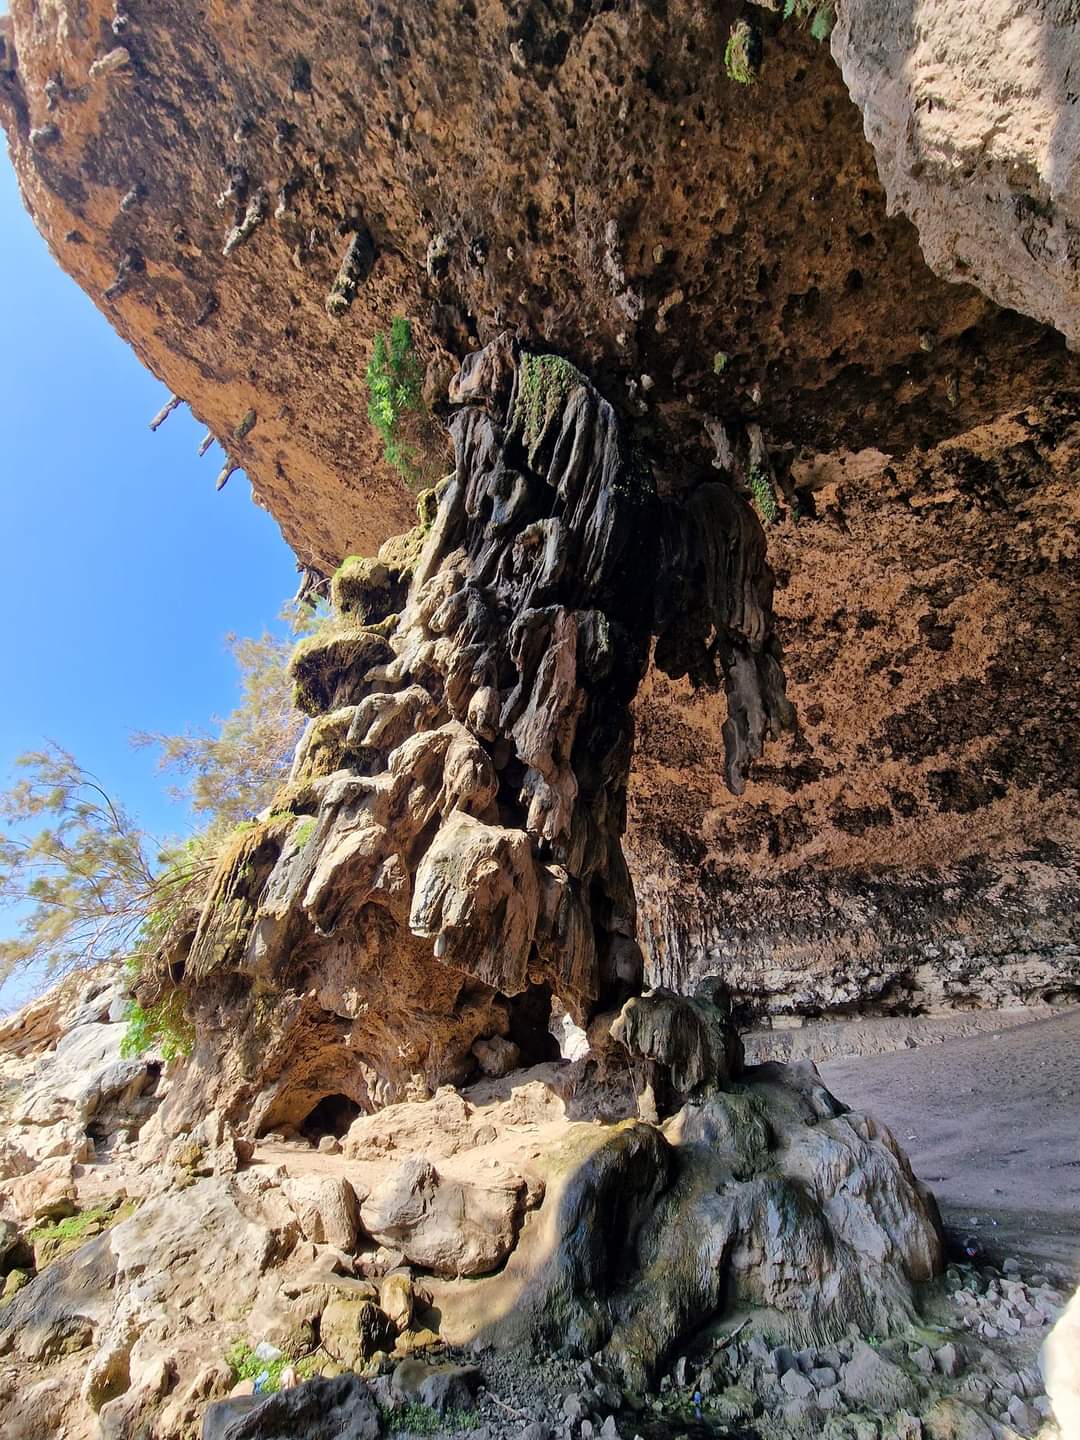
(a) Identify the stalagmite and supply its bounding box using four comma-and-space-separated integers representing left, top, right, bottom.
128, 338, 940, 1382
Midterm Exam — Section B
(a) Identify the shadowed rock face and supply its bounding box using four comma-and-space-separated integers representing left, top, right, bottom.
628, 399, 1080, 1019
151, 337, 789, 1129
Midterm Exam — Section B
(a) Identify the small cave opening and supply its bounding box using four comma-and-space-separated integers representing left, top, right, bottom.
506, 982, 562, 1066
300, 1093, 362, 1143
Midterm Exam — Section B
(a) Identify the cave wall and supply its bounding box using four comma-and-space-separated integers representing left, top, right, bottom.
628, 396, 1080, 1018
3, 0, 1079, 1025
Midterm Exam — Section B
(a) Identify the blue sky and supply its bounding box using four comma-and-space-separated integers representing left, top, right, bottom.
0, 150, 298, 1006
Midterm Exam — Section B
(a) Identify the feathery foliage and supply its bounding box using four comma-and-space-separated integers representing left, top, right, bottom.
0, 746, 174, 984
132, 611, 314, 841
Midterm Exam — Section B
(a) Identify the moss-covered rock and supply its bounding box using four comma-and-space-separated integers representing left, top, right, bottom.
288, 627, 393, 717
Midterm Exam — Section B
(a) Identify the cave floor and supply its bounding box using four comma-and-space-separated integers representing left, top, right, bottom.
820, 1008, 1080, 1283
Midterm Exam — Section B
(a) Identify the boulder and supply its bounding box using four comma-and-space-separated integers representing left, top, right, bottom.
360, 1156, 525, 1277
319, 1296, 396, 1369
4, 1160, 78, 1223
471, 1035, 522, 1079
283, 1176, 360, 1251
202, 1374, 381, 1440
840, 1341, 921, 1411
392, 1357, 480, 1415
379, 1271, 414, 1332
921, 1398, 995, 1440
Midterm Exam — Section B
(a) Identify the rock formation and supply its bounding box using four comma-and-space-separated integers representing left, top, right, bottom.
2, 0, 1077, 1016
833, 0, 1080, 348
1, 2, 1079, 1434
143, 333, 789, 1133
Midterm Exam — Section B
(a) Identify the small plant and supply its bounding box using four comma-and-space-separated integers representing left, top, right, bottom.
748, 466, 779, 526
120, 990, 194, 1062
382, 1403, 480, 1435
28, 1204, 116, 1247
225, 1340, 318, 1394
783, 0, 835, 41
724, 19, 762, 85
365, 318, 429, 488
713, 351, 729, 374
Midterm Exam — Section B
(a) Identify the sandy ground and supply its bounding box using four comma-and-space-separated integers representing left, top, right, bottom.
820, 1009, 1080, 1285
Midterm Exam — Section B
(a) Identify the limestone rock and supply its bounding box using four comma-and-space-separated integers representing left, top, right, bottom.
283, 1175, 360, 1251
921, 1398, 995, 1440
610, 977, 744, 1119
319, 1295, 396, 1370
840, 1341, 921, 1412
392, 1357, 480, 1414
471, 1035, 522, 1079
360, 1156, 525, 1278
833, 0, 1080, 347
379, 1272, 414, 1333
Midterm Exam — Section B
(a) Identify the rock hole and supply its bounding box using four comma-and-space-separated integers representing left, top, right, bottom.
301, 1093, 362, 1142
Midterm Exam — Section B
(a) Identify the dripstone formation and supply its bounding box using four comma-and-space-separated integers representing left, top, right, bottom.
151, 335, 790, 1132
113, 343, 945, 1392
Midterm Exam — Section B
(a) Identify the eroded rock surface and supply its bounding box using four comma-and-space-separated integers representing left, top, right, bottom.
834, 0, 1080, 348
139, 335, 788, 1133
2, 0, 1078, 577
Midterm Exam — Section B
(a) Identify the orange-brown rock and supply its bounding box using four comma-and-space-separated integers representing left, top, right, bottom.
3, 0, 1079, 575
628, 397, 1080, 1017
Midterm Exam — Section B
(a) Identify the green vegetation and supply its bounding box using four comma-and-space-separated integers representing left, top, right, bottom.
748, 466, 779, 526
724, 19, 762, 85
382, 1403, 480, 1435
225, 1340, 319, 1394
28, 1199, 136, 1267
0, 747, 216, 985
783, 0, 835, 41
510, 352, 583, 460
120, 989, 194, 1061
293, 817, 316, 849
288, 626, 392, 717
366, 317, 430, 488
713, 351, 729, 374
133, 614, 314, 841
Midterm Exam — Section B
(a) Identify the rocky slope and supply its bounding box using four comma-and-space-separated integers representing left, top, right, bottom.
0, 968, 1075, 1440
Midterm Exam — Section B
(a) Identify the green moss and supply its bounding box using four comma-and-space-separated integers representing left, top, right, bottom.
509, 352, 584, 461
783, 0, 835, 40
331, 555, 391, 619
382, 1403, 480, 1435
288, 627, 393, 717
293, 818, 316, 849
29, 1198, 137, 1268
713, 351, 729, 374
120, 992, 194, 1062
748, 465, 778, 526
724, 19, 762, 85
